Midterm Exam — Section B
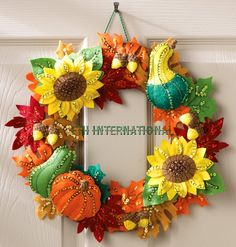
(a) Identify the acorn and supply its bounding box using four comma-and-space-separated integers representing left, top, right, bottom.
138, 218, 149, 228
111, 53, 128, 69
127, 54, 138, 73
179, 112, 203, 140
33, 123, 48, 141
123, 213, 139, 231
47, 125, 59, 146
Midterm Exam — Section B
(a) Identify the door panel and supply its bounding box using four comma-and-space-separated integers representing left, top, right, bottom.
0, 38, 235, 247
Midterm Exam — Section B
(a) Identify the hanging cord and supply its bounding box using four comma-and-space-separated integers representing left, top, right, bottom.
104, 2, 129, 42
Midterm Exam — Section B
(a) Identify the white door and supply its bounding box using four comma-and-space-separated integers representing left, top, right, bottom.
0, 1, 236, 247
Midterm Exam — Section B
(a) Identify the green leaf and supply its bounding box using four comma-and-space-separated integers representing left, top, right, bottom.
80, 46, 103, 70
30, 58, 56, 80
143, 176, 168, 206
183, 77, 216, 121
200, 167, 225, 196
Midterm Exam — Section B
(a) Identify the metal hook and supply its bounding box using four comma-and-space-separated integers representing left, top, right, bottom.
114, 2, 119, 12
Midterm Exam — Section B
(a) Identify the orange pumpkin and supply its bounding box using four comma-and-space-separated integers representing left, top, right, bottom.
50, 170, 101, 221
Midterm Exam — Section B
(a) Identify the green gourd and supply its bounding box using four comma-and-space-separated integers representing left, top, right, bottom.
146, 39, 189, 110
29, 145, 76, 198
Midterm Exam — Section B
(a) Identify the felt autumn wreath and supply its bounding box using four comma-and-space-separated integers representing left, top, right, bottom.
5, 35, 228, 243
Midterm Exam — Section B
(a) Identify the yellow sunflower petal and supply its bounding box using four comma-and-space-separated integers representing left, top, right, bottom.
82, 99, 94, 108
147, 155, 163, 167
169, 138, 182, 156
148, 177, 165, 187
81, 90, 99, 108
87, 80, 104, 90
48, 100, 61, 115
74, 56, 85, 74
58, 101, 70, 117
183, 140, 197, 158
154, 147, 169, 161
67, 109, 76, 121
193, 148, 206, 162
146, 168, 163, 178
159, 139, 170, 156
179, 136, 187, 146
55, 57, 74, 77
174, 182, 188, 198
83, 71, 103, 85
189, 173, 205, 189
39, 91, 56, 104
70, 99, 83, 114
63, 55, 75, 72
35, 84, 53, 95
38, 75, 55, 85
167, 187, 176, 200
186, 181, 197, 195
195, 158, 214, 171
196, 170, 211, 181
43, 68, 57, 80
158, 179, 172, 195
83, 60, 93, 74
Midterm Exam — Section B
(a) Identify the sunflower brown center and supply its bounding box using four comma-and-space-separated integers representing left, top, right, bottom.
162, 155, 196, 183
53, 72, 87, 101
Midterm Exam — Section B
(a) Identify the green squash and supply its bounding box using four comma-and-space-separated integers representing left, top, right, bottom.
29, 145, 76, 198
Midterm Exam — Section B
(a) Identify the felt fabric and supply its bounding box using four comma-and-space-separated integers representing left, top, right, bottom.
183, 77, 216, 121
51, 170, 101, 222
146, 40, 189, 110
29, 145, 76, 198
144, 137, 214, 206
34, 196, 57, 220
5, 96, 45, 151
110, 180, 144, 213
175, 118, 229, 162
77, 195, 124, 242
12, 141, 52, 178
74, 164, 110, 203
175, 194, 208, 215
95, 33, 149, 109
153, 105, 190, 136
32, 51, 103, 120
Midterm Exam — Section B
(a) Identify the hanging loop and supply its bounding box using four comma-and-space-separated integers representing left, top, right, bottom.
104, 2, 129, 42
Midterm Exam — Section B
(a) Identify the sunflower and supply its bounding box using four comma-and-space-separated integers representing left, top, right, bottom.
34, 55, 104, 120
146, 137, 214, 200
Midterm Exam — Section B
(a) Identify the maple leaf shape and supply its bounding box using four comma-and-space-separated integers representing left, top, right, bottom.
26, 72, 41, 101
153, 105, 190, 136
96, 33, 148, 109
77, 195, 124, 242
5, 96, 45, 151
110, 180, 144, 213
12, 141, 52, 178
174, 194, 208, 215
175, 118, 229, 162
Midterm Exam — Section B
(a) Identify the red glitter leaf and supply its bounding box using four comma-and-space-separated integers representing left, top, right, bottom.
77, 195, 124, 242
5, 96, 45, 151
175, 118, 229, 162
5, 117, 26, 128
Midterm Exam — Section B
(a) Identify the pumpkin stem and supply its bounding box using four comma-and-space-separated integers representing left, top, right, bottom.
80, 180, 89, 192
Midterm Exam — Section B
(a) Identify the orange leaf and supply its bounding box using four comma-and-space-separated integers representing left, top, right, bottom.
12, 141, 52, 178
153, 105, 190, 136
175, 194, 208, 215
110, 180, 144, 213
